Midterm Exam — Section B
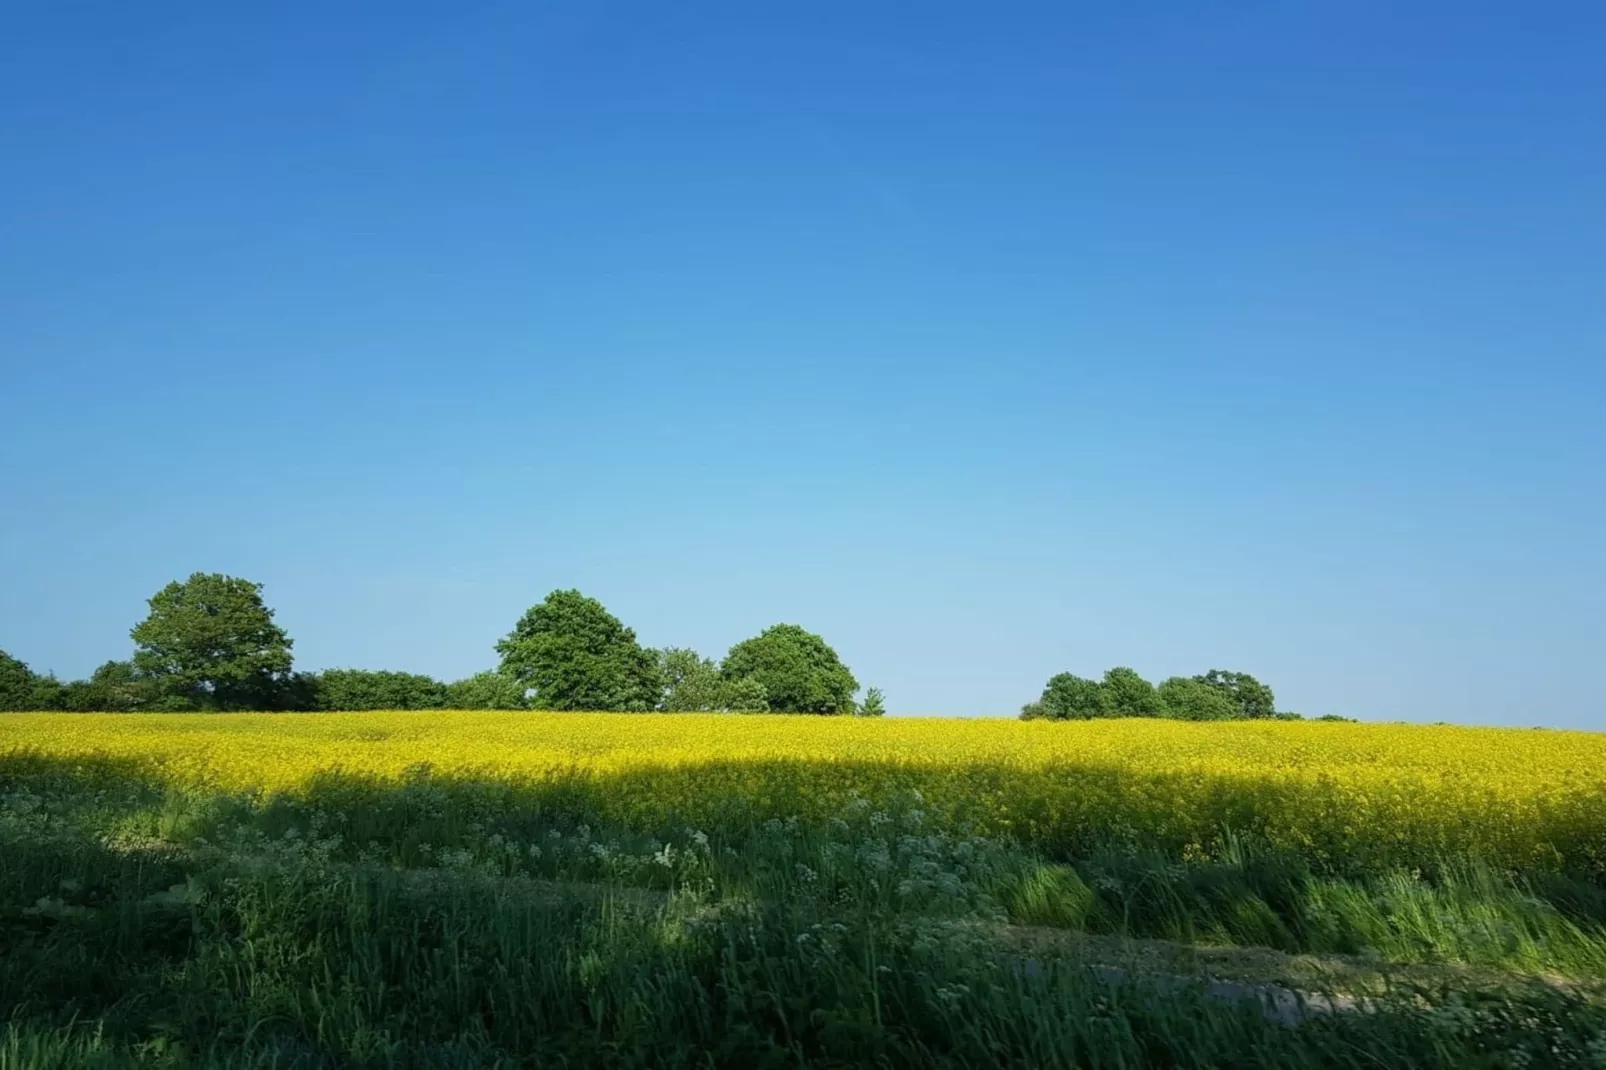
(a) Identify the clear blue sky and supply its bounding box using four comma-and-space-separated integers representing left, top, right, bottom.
3, 2, 1602, 726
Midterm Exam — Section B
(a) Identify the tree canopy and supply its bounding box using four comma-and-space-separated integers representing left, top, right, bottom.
658, 648, 768, 712
1023, 666, 1282, 723
1024, 672, 1107, 720
1194, 670, 1276, 720
720, 624, 859, 714
6, 572, 1305, 723
1101, 667, 1161, 717
445, 671, 528, 710
56, 661, 161, 712
130, 573, 294, 710
0, 650, 61, 711
1157, 677, 1243, 721
308, 669, 449, 711
496, 590, 662, 711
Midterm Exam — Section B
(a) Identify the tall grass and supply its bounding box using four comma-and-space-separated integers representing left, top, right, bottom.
7, 753, 1606, 1066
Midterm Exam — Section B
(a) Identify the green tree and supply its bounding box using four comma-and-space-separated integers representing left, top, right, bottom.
720, 676, 771, 713
1157, 676, 1240, 721
278, 671, 322, 712
720, 624, 858, 714
1195, 669, 1276, 720
658, 647, 722, 711
658, 648, 769, 712
27, 675, 64, 710
309, 669, 448, 711
1101, 666, 1161, 717
58, 661, 166, 712
1025, 672, 1107, 720
0, 649, 35, 710
130, 573, 294, 710
444, 670, 528, 710
857, 686, 887, 717
0, 649, 63, 711
496, 590, 661, 711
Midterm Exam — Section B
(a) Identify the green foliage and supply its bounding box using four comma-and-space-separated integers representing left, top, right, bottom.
129, 572, 294, 710
24, 567, 1313, 726
5, 760, 1606, 1067
721, 624, 859, 714
658, 647, 769, 712
1001, 862, 1095, 929
1196, 669, 1277, 720
1029, 672, 1108, 720
1158, 676, 1242, 721
0, 649, 36, 710
277, 670, 322, 712
56, 660, 171, 712
720, 675, 771, 713
496, 590, 662, 711
445, 670, 528, 710
0, 650, 61, 711
308, 668, 449, 711
658, 647, 723, 711
1102, 666, 1160, 716
1027, 667, 1285, 723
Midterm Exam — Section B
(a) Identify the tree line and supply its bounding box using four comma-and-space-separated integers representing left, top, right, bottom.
0, 573, 882, 715
1020, 666, 1346, 722
1, 571, 1324, 721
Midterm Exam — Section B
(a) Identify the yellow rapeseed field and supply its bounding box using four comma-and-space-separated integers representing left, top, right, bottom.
4, 712, 1605, 875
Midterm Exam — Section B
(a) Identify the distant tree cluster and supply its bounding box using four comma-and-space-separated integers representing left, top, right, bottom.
1, 575, 883, 716
496, 592, 873, 715
3, 571, 1327, 722
1020, 666, 1293, 721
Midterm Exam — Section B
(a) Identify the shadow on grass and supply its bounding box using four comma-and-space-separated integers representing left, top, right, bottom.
6, 751, 1606, 1067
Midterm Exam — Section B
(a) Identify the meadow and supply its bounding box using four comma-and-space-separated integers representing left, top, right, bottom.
5, 712, 1606, 1067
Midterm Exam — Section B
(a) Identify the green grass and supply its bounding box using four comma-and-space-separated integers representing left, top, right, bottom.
6, 755, 1606, 1067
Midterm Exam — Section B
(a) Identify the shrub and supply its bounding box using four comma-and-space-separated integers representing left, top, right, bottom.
310, 669, 449, 711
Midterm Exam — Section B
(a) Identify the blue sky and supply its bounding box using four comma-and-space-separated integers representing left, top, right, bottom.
2, 2, 1602, 726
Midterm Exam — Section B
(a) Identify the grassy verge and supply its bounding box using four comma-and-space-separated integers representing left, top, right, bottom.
5, 755, 1606, 1067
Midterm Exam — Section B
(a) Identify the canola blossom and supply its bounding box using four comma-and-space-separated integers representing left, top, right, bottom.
4, 712, 1604, 876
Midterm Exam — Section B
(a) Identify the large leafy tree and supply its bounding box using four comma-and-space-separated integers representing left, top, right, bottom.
1194, 669, 1276, 720
496, 590, 661, 711
130, 572, 294, 710
1023, 672, 1108, 720
720, 624, 858, 714
1102, 667, 1161, 717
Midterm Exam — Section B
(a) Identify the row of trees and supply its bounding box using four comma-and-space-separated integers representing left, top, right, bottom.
1020, 667, 1339, 722
0, 574, 884, 716
2, 571, 1313, 722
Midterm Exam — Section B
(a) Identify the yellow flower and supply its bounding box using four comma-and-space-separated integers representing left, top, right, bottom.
3, 712, 1603, 875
